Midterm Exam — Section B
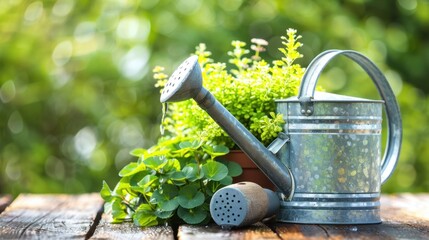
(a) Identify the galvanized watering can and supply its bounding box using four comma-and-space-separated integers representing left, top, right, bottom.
160, 49, 402, 224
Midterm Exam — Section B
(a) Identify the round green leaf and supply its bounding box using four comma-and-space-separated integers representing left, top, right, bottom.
202, 161, 228, 181
226, 161, 243, 177
202, 145, 229, 158
182, 163, 201, 181
129, 171, 150, 187
129, 148, 148, 157
100, 181, 112, 201
213, 145, 229, 154
177, 206, 208, 224
133, 204, 158, 227
163, 159, 181, 172
138, 175, 158, 188
143, 156, 166, 170
113, 178, 131, 195
219, 175, 233, 185
119, 162, 146, 177
151, 185, 180, 211
179, 141, 193, 149
170, 171, 186, 181
179, 140, 201, 149
177, 185, 205, 209
155, 209, 174, 219
159, 199, 179, 211
110, 198, 128, 222
152, 184, 178, 201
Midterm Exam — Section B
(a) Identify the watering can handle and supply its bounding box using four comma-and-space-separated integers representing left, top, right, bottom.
298, 50, 402, 184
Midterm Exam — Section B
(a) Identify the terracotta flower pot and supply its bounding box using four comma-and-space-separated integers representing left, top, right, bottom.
225, 150, 275, 191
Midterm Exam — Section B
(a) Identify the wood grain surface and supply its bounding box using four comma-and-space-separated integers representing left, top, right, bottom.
0, 193, 103, 239
0, 193, 428, 239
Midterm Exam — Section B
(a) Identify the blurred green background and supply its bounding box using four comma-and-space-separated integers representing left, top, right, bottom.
1, 0, 428, 196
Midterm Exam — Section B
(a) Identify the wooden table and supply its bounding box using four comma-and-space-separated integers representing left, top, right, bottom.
0, 193, 428, 239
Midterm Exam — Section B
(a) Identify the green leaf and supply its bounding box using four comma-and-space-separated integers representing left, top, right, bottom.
129, 171, 150, 187
219, 175, 233, 185
119, 162, 146, 177
201, 161, 228, 181
225, 161, 243, 177
202, 145, 229, 158
163, 158, 181, 172
177, 184, 205, 209
100, 181, 112, 201
138, 175, 158, 189
111, 198, 128, 223
130, 174, 157, 194
177, 206, 208, 224
169, 171, 186, 181
133, 204, 158, 227
182, 163, 201, 181
138, 149, 171, 162
151, 184, 179, 211
178, 140, 201, 149
213, 145, 229, 154
129, 148, 148, 157
143, 156, 167, 171
179, 141, 193, 149
158, 198, 179, 211
113, 177, 131, 196
155, 209, 174, 219
103, 201, 113, 214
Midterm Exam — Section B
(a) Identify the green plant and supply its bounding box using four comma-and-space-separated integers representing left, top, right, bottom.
155, 28, 305, 147
100, 137, 242, 227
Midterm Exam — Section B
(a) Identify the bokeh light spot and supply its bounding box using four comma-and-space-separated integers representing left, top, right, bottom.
6, 159, 21, 181
8, 111, 24, 134
0, 80, 16, 103
24, 1, 44, 23
52, 0, 75, 17
217, 0, 243, 11
74, 127, 97, 159
119, 45, 150, 80
397, 0, 417, 11
52, 40, 73, 66
116, 16, 151, 41
74, 21, 96, 43
386, 26, 408, 52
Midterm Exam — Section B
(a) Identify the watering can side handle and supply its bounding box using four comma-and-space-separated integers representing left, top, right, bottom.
297, 49, 403, 184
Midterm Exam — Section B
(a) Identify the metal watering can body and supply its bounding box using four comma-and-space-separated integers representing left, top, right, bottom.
276, 93, 384, 223
160, 50, 402, 224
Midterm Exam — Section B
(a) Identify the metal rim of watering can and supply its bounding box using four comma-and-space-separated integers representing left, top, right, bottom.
296, 49, 402, 184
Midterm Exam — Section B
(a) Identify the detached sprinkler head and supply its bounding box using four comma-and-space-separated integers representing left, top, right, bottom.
210, 182, 280, 228
160, 55, 202, 103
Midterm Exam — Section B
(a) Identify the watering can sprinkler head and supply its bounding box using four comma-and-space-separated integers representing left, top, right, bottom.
210, 182, 280, 228
160, 55, 202, 103
160, 55, 295, 198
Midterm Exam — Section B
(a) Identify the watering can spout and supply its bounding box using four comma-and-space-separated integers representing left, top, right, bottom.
160, 55, 294, 198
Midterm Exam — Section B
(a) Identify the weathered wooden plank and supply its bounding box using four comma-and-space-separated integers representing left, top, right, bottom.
0, 193, 103, 239
381, 193, 429, 226
0, 195, 12, 214
274, 194, 429, 239
318, 223, 429, 240
90, 213, 174, 240
178, 222, 280, 240
273, 223, 328, 239
276, 222, 429, 240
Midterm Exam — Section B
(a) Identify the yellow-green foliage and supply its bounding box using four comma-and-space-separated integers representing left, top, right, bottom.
155, 29, 304, 147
